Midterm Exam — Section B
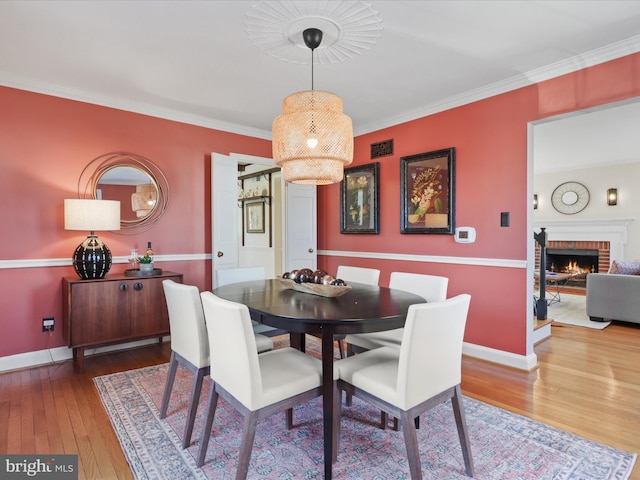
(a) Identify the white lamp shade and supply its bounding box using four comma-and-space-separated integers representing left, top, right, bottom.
64, 199, 121, 231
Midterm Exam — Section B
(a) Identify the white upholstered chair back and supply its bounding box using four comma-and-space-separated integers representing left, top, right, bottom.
215, 266, 266, 287
336, 265, 380, 286
397, 294, 470, 409
389, 272, 448, 303
162, 280, 209, 369
200, 291, 263, 410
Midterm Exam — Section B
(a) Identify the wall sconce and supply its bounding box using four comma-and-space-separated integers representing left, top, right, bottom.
533, 194, 538, 209
64, 199, 121, 279
607, 188, 618, 206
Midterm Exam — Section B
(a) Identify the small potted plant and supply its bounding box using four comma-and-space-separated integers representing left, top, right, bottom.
138, 254, 154, 274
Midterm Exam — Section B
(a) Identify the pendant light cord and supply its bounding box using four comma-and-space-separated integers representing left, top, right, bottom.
311, 48, 315, 91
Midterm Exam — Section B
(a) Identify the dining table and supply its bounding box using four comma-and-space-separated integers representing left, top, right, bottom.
212, 278, 425, 479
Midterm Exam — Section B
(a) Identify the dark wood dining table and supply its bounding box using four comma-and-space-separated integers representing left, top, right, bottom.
212, 278, 425, 479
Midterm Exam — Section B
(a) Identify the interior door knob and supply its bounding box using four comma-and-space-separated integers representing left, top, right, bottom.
308, 248, 314, 253
217, 251, 224, 257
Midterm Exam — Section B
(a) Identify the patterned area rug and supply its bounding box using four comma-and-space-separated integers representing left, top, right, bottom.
547, 293, 611, 330
95, 361, 636, 479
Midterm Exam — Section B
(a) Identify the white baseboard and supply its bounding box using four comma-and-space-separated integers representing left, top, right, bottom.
463, 342, 538, 371
532, 324, 552, 344
0, 337, 169, 374
1, 337, 535, 374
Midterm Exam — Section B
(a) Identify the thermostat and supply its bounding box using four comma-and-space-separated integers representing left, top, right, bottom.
454, 227, 476, 243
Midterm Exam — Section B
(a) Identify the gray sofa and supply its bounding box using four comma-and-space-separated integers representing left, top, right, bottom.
586, 273, 640, 324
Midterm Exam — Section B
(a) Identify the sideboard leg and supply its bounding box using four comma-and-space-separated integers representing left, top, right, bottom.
76, 347, 85, 372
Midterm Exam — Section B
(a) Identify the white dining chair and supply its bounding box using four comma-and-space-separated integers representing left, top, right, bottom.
332, 265, 381, 358
345, 272, 448, 353
160, 280, 272, 449
336, 265, 381, 286
336, 294, 474, 479
196, 292, 324, 477
215, 266, 279, 335
215, 266, 266, 288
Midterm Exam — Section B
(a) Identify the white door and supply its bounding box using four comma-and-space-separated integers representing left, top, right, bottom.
212, 152, 317, 281
212, 153, 240, 286
285, 182, 317, 272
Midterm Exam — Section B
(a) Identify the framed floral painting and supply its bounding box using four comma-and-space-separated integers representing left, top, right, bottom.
340, 162, 380, 234
400, 148, 455, 234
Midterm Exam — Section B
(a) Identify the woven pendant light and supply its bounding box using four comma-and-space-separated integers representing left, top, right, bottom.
272, 28, 353, 185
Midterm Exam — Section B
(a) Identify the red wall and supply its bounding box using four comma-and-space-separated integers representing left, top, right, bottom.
318, 53, 640, 355
0, 87, 271, 358
1, 52, 639, 361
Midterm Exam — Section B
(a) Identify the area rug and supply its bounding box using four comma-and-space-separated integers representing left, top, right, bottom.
95, 363, 636, 479
546, 293, 611, 330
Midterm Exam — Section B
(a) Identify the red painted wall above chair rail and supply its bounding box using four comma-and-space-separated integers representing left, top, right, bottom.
0, 86, 271, 359
317, 52, 640, 357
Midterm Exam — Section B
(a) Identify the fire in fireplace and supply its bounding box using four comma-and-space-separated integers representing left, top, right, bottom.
545, 248, 598, 287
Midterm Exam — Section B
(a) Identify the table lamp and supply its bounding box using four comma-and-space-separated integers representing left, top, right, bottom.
64, 199, 121, 279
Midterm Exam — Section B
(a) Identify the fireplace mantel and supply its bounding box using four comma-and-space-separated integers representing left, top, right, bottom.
534, 218, 634, 264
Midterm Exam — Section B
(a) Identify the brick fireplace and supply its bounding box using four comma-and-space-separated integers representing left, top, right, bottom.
534, 219, 631, 270
535, 240, 610, 287
535, 240, 610, 273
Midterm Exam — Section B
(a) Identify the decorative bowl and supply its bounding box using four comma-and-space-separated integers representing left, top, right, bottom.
279, 278, 351, 297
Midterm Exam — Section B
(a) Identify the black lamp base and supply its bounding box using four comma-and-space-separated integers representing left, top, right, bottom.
73, 235, 112, 279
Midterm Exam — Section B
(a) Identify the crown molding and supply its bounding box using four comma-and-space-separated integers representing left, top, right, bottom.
0, 74, 273, 140
354, 34, 640, 136
2, 34, 639, 139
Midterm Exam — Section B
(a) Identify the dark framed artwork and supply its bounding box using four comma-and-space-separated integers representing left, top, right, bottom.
246, 202, 265, 233
400, 147, 455, 234
340, 162, 380, 234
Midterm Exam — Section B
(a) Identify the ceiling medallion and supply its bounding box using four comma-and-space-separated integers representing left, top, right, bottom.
244, 1, 382, 65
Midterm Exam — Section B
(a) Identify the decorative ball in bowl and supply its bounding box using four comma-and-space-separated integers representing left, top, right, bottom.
279, 269, 351, 297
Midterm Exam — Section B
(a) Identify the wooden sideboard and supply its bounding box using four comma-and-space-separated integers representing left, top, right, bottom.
62, 271, 183, 370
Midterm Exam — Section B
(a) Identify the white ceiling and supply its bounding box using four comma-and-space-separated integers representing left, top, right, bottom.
2, 1, 640, 171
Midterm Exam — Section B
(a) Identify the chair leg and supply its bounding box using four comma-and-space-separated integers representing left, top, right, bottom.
385, 415, 416, 432
337, 338, 345, 359
236, 411, 259, 480
451, 385, 475, 477
182, 366, 207, 448
333, 382, 341, 464
196, 382, 219, 468
345, 344, 354, 406
400, 410, 422, 479
380, 411, 388, 430
286, 408, 293, 429
159, 352, 179, 419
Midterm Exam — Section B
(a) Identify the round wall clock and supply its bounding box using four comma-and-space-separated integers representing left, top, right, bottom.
551, 181, 590, 214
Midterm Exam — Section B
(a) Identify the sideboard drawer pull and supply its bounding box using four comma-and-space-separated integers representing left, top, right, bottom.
134, 282, 143, 291
119, 283, 127, 292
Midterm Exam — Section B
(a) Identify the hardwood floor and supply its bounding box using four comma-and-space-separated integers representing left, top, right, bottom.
1, 322, 638, 479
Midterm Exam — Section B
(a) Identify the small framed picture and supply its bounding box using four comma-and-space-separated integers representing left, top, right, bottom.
340, 162, 380, 234
246, 202, 265, 233
400, 148, 455, 234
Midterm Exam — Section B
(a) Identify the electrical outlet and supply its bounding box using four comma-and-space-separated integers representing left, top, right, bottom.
42, 317, 54, 332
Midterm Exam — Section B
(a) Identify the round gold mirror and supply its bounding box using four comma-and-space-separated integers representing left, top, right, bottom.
78, 153, 169, 232
95, 165, 159, 223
